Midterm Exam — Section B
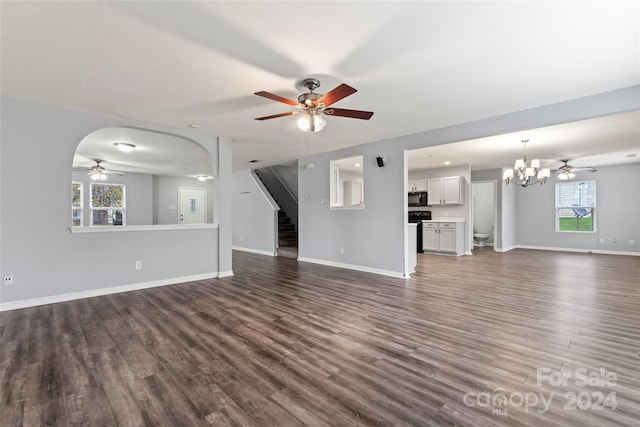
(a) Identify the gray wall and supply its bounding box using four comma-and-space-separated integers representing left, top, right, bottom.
299, 146, 406, 274
516, 163, 640, 252
72, 170, 154, 226
298, 87, 639, 276
271, 164, 298, 200
232, 171, 278, 254
153, 175, 215, 225
0, 98, 231, 306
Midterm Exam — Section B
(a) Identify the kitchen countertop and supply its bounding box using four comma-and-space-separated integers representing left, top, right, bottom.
422, 218, 466, 223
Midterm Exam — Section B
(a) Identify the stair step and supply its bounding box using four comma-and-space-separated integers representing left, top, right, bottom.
278, 238, 297, 247
278, 217, 291, 224
279, 223, 295, 232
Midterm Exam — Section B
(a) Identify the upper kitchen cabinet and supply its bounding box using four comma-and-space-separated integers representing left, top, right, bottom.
407, 179, 427, 193
427, 176, 464, 205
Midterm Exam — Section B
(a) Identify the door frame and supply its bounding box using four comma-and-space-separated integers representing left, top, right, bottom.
470, 180, 497, 250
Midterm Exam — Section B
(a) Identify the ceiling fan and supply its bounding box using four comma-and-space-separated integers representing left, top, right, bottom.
556, 159, 597, 180
254, 78, 374, 132
74, 159, 124, 181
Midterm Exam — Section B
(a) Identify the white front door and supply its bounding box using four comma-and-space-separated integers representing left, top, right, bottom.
178, 187, 207, 224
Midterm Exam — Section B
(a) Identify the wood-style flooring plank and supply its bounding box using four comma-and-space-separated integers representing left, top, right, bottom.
0, 248, 638, 426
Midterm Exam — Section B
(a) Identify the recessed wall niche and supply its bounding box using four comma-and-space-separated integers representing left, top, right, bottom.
330, 155, 365, 209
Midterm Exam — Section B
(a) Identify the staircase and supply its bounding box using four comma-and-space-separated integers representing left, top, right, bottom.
277, 211, 298, 258
254, 167, 298, 258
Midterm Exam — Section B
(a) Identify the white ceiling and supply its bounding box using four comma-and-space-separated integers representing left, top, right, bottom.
73, 127, 213, 178
408, 110, 640, 172
2, 1, 639, 172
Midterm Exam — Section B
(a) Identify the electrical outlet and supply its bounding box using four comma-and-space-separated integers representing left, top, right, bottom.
239, 235, 243, 242
3, 275, 13, 285
630, 239, 635, 245
339, 247, 344, 255
135, 261, 142, 270
599, 238, 605, 244
612, 238, 617, 244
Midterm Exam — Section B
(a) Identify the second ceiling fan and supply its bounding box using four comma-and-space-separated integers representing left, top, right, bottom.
556, 159, 597, 180
254, 78, 374, 132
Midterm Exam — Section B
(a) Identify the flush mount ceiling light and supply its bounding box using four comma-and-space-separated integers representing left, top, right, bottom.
503, 139, 550, 187
254, 78, 374, 133
196, 175, 208, 181
114, 142, 136, 152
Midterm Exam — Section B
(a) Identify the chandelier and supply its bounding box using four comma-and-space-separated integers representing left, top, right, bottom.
503, 140, 550, 187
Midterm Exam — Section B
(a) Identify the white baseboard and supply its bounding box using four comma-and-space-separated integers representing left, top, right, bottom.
495, 245, 517, 253
218, 270, 234, 278
515, 245, 640, 256
232, 246, 276, 256
0, 272, 221, 312
297, 257, 405, 279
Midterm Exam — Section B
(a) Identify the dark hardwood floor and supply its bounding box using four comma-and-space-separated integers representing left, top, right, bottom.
1, 248, 639, 426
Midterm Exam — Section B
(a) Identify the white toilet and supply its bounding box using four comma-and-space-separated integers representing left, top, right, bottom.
474, 233, 489, 247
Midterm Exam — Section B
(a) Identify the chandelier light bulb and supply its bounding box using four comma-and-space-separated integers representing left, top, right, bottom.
514, 159, 524, 170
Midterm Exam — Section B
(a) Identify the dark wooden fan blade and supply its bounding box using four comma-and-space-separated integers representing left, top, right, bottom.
254, 111, 296, 121
254, 91, 299, 106
324, 108, 374, 120
317, 84, 357, 107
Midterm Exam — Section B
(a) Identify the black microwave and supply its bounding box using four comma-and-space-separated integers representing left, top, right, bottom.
408, 191, 428, 206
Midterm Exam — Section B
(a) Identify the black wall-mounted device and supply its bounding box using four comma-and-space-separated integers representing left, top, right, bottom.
376, 156, 385, 167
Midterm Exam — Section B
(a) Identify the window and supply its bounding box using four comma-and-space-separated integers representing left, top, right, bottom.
71, 181, 83, 227
556, 180, 596, 232
90, 183, 125, 226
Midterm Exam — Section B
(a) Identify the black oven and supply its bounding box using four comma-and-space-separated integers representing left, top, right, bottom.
408, 191, 428, 207
408, 210, 432, 253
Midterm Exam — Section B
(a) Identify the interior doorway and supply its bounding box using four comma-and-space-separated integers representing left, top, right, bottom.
471, 180, 497, 249
178, 187, 207, 224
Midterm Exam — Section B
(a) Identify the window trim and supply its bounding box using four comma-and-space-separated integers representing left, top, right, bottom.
72, 181, 83, 227
555, 180, 597, 233
90, 182, 126, 227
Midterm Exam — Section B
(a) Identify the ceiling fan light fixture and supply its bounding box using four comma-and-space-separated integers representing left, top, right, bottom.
558, 171, 576, 180
297, 111, 326, 132
91, 171, 107, 181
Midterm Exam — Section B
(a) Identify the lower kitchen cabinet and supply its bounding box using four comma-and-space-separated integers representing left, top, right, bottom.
422, 221, 465, 255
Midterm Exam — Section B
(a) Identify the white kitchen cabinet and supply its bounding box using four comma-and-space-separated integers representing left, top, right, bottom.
407, 179, 427, 193
422, 221, 465, 255
427, 176, 464, 205
422, 224, 439, 251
